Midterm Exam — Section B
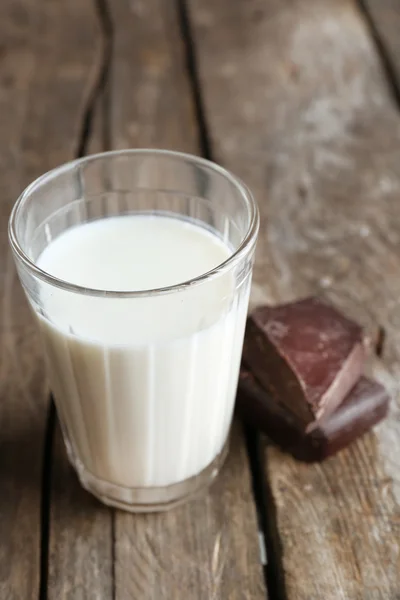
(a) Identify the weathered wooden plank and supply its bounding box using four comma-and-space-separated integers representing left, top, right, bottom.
115, 423, 264, 599
109, 1, 266, 598
188, 0, 400, 597
0, 1, 107, 598
49, 423, 113, 599
45, 7, 115, 600
110, 0, 198, 153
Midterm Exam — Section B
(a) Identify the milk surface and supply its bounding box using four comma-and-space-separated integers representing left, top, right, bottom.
37, 215, 249, 488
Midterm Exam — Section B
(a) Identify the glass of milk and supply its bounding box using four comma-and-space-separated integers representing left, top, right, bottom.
9, 150, 259, 512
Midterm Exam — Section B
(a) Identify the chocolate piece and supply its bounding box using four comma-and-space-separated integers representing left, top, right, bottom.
307, 376, 389, 459
238, 367, 304, 452
237, 368, 389, 461
243, 297, 365, 426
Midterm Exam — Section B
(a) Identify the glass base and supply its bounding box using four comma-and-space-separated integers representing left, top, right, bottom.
68, 441, 229, 513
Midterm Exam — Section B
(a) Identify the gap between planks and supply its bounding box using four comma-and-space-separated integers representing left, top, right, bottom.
176, 0, 212, 159
357, 0, 400, 112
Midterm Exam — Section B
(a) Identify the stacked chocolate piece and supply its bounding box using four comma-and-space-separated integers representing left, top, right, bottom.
237, 297, 389, 461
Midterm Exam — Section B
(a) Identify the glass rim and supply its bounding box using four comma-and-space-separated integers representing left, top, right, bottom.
8, 148, 259, 298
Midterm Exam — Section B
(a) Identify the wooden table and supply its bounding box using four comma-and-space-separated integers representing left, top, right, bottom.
2, 0, 400, 598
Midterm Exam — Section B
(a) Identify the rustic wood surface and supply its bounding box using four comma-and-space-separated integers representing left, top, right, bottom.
48, 421, 113, 600
188, 0, 400, 597
110, 0, 198, 153
115, 422, 265, 600
3, 0, 400, 598
109, 2, 265, 598
0, 1, 100, 598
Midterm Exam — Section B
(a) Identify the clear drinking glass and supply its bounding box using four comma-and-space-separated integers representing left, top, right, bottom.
9, 150, 259, 512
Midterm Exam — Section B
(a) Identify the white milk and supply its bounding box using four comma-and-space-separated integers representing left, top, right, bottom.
36, 215, 249, 488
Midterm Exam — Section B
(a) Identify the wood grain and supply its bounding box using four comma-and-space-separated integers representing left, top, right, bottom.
109, 1, 266, 598
0, 0, 103, 598
110, 0, 198, 153
115, 423, 265, 600
48, 423, 113, 599
45, 6, 115, 600
188, 0, 400, 597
